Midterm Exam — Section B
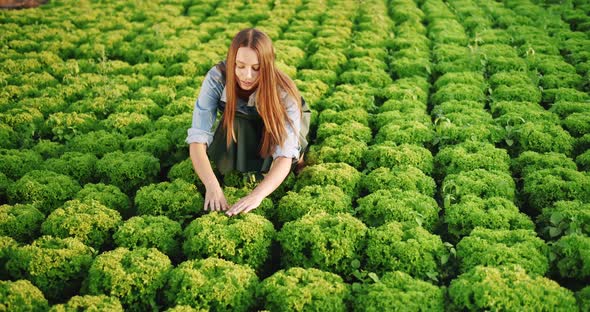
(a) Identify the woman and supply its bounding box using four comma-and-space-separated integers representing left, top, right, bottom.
186, 28, 309, 216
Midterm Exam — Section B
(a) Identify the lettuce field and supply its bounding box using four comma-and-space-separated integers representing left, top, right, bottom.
1, 0, 590, 310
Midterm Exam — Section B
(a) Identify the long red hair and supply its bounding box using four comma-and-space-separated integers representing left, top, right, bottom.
224, 28, 301, 158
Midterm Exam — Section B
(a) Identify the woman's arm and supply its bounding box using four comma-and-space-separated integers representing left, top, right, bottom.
190, 143, 228, 211
226, 156, 292, 216
186, 65, 227, 211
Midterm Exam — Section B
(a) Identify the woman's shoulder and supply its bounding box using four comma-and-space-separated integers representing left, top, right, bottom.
277, 87, 300, 113
278, 86, 294, 102
205, 62, 226, 85
275, 71, 300, 109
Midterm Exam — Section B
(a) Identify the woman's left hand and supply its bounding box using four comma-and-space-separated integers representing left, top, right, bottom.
226, 157, 292, 216
226, 193, 263, 216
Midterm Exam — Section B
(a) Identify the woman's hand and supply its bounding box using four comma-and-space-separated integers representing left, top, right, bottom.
226, 156, 292, 216
204, 185, 229, 211
226, 193, 263, 216
189, 143, 229, 211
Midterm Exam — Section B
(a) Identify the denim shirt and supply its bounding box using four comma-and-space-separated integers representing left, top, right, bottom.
186, 65, 301, 160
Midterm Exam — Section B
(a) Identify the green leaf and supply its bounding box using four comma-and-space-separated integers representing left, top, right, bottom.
440, 254, 449, 265
352, 282, 362, 292
444, 195, 451, 209
550, 212, 564, 226
549, 251, 557, 262
352, 270, 364, 281
505, 139, 514, 146
368, 272, 379, 283
351, 259, 361, 269
415, 216, 423, 227
549, 226, 562, 238
559, 222, 570, 231
426, 271, 438, 282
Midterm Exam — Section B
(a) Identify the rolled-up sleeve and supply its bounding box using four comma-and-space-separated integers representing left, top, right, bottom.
185, 67, 224, 146
273, 95, 301, 160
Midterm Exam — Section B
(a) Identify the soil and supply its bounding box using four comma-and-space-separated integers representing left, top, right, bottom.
0, 0, 48, 9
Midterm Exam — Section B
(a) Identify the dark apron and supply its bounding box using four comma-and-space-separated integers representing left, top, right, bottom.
207, 101, 274, 175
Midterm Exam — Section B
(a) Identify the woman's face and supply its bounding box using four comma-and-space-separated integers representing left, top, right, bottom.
235, 47, 260, 90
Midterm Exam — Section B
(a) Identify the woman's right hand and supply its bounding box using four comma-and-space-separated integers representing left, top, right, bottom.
189, 143, 229, 212
204, 185, 229, 211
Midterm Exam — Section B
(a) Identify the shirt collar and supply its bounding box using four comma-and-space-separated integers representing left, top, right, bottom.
221, 85, 257, 107
220, 85, 290, 106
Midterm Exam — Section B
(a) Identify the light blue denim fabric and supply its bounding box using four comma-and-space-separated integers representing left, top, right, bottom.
186, 65, 301, 160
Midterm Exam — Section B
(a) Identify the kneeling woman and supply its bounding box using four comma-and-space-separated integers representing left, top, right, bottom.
186, 28, 308, 216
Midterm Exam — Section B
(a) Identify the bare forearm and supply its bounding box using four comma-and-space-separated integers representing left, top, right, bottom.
190, 143, 228, 211
226, 156, 292, 216
189, 143, 219, 190
251, 157, 292, 199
